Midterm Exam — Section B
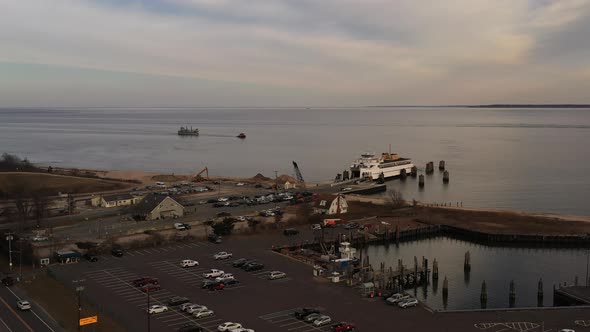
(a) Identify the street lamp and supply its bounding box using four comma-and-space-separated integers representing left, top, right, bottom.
73, 279, 85, 332
5, 233, 14, 272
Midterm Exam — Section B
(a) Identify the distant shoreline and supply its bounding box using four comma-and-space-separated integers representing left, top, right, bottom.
369, 104, 590, 108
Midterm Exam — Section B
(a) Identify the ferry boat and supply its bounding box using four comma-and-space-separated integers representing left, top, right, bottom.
177, 126, 199, 136
350, 151, 414, 181
236, 133, 246, 139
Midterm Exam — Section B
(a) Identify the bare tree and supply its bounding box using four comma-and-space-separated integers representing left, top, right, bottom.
387, 189, 405, 209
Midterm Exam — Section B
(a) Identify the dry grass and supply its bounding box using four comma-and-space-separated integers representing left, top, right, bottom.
20, 274, 126, 332
0, 173, 130, 195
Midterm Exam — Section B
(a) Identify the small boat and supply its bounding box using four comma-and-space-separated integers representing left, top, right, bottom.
178, 126, 199, 136
237, 133, 246, 139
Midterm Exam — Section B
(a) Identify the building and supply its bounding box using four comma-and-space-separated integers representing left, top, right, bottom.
90, 193, 141, 208
313, 194, 348, 215
133, 193, 185, 220
283, 181, 298, 190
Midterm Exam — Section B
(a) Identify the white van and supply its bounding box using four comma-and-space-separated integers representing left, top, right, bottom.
180, 259, 199, 268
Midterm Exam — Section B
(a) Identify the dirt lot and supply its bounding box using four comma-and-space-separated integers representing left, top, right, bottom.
0, 173, 131, 196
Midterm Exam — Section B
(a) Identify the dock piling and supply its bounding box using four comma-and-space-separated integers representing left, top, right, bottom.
537, 278, 544, 307
480, 280, 487, 309
419, 174, 425, 188
464, 251, 471, 272
400, 168, 407, 180
442, 276, 449, 308
443, 170, 449, 184
509, 280, 516, 307
439, 160, 445, 170
432, 259, 439, 280
426, 162, 434, 174
411, 166, 418, 177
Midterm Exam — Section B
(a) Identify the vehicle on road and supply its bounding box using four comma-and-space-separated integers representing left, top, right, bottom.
304, 313, 322, 323
386, 293, 410, 305
218, 322, 242, 331
147, 305, 168, 314
214, 252, 233, 260
244, 262, 264, 271
203, 269, 225, 278
331, 322, 356, 332
208, 234, 222, 243
294, 308, 320, 319
193, 309, 215, 318
398, 298, 419, 308
168, 296, 190, 306
232, 258, 248, 267
83, 253, 98, 262
177, 322, 204, 332
313, 315, 332, 327
186, 304, 208, 314
133, 277, 159, 287
215, 273, 235, 283
269, 271, 287, 280
181, 259, 199, 267
311, 224, 322, 230
111, 247, 124, 257
140, 284, 161, 292
283, 228, 299, 236
17, 300, 31, 311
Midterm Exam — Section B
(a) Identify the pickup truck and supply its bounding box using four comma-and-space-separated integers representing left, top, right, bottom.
213, 252, 233, 260
203, 269, 225, 278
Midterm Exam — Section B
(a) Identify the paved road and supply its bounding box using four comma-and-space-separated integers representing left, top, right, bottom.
0, 284, 60, 332
47, 230, 588, 332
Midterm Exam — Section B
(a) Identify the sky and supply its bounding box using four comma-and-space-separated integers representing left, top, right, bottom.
1, 0, 590, 107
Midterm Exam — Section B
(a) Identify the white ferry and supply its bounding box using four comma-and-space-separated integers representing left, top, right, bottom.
350, 151, 414, 180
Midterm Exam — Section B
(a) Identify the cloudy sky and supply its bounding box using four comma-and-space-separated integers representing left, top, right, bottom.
1, 0, 589, 107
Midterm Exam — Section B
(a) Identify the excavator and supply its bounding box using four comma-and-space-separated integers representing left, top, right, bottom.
193, 167, 209, 182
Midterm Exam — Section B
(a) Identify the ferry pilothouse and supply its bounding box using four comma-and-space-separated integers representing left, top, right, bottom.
350, 151, 414, 181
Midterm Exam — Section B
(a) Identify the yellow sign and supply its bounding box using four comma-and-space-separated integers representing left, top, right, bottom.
79, 316, 98, 326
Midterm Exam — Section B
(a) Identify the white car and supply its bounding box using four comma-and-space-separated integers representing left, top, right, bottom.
213, 252, 233, 260
386, 293, 410, 305
235, 216, 246, 222
180, 302, 195, 311
311, 224, 322, 230
218, 197, 229, 202
174, 223, 187, 230
147, 305, 168, 314
203, 269, 225, 278
17, 300, 31, 310
186, 304, 208, 314
218, 322, 242, 331
215, 273, 235, 283
232, 329, 255, 332
32, 235, 48, 242
313, 315, 332, 327
236, 182, 245, 186
180, 259, 199, 268
398, 298, 419, 308
269, 271, 287, 280
193, 309, 214, 318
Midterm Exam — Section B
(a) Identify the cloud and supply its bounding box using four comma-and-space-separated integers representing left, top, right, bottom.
0, 0, 589, 106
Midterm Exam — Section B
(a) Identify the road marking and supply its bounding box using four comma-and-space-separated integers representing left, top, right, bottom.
0, 317, 13, 332
0, 288, 34, 332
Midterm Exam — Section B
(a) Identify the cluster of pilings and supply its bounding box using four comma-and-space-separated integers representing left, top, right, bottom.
367, 256, 435, 294
418, 160, 449, 189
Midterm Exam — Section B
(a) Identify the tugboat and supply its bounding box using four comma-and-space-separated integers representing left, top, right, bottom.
237, 133, 246, 139
178, 126, 199, 136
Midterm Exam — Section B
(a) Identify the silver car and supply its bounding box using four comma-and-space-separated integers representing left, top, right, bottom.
398, 297, 419, 308
313, 315, 332, 327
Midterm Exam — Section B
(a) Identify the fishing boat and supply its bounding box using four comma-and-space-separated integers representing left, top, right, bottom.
237, 133, 246, 139
178, 126, 199, 136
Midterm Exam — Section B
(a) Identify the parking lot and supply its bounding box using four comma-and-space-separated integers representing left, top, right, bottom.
48, 231, 590, 331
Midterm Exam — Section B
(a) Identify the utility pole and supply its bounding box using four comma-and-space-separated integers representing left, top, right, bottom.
586, 248, 589, 287
5, 233, 14, 272
19, 238, 22, 280
73, 279, 85, 332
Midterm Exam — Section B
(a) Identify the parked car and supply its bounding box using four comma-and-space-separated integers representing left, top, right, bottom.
193, 309, 215, 319
232, 258, 248, 267
311, 224, 322, 230
217, 197, 229, 202
343, 223, 360, 230
140, 284, 161, 292
232, 329, 255, 332
17, 300, 31, 311
223, 279, 240, 286
304, 313, 322, 323
208, 234, 222, 244
133, 277, 159, 287
186, 304, 208, 314
174, 222, 188, 230
313, 315, 332, 327
111, 247, 124, 257
331, 322, 356, 332
294, 308, 320, 319
215, 273, 235, 283
218, 322, 242, 331
386, 293, 410, 305
1, 277, 14, 286
180, 302, 196, 311
203, 269, 224, 278
83, 253, 98, 262
268, 271, 287, 280
206, 283, 225, 291
177, 322, 204, 332
398, 298, 419, 308
147, 305, 168, 314
168, 296, 190, 306
283, 228, 299, 236
213, 252, 233, 260
32, 235, 49, 242
180, 259, 199, 268
217, 212, 232, 217
244, 262, 264, 271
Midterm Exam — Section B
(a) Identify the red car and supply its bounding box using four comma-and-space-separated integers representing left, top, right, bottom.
331, 322, 356, 332
206, 283, 225, 291
133, 277, 159, 287
140, 284, 161, 292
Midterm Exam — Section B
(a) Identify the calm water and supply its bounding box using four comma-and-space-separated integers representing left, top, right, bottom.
1, 107, 590, 214
362, 237, 589, 310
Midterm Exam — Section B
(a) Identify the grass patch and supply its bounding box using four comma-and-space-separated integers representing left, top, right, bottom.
0, 173, 130, 197
20, 274, 126, 332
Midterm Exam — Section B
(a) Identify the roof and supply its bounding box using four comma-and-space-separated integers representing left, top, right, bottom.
133, 193, 182, 215
102, 192, 135, 202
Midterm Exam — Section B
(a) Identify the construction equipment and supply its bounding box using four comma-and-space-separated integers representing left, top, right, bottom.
193, 167, 209, 182
292, 161, 306, 188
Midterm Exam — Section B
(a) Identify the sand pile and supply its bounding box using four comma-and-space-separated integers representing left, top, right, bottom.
251, 173, 271, 182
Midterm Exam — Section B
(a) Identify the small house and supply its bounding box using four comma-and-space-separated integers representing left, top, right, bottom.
91, 193, 140, 208
313, 194, 348, 215
133, 193, 185, 220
